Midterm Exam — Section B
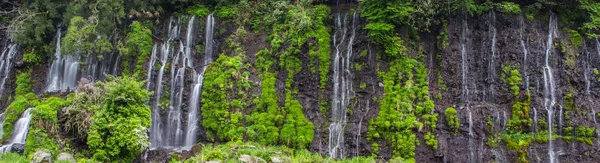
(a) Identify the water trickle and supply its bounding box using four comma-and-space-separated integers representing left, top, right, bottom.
488, 11, 497, 100
543, 13, 558, 163
520, 14, 530, 95
0, 41, 17, 98
46, 29, 80, 92
146, 44, 158, 90
0, 108, 32, 152
185, 13, 215, 147
328, 11, 357, 159
461, 18, 469, 101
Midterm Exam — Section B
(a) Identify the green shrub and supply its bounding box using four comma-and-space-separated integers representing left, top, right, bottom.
87, 76, 152, 162
495, 2, 521, 14
22, 52, 42, 65
445, 107, 459, 135
187, 4, 209, 17
506, 94, 532, 132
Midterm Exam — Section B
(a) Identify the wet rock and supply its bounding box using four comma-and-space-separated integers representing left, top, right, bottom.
57, 153, 76, 163
31, 150, 52, 163
238, 154, 262, 163
270, 156, 290, 163
11, 143, 25, 155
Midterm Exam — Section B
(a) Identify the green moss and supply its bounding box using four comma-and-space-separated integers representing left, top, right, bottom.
501, 65, 522, 96
3, 72, 38, 140
424, 132, 438, 150
360, 50, 368, 57
445, 107, 459, 135
506, 94, 532, 132
202, 55, 248, 142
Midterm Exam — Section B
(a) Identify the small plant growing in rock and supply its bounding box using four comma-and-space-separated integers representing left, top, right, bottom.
445, 107, 459, 135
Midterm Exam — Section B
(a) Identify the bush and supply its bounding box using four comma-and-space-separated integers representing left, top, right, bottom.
22, 52, 42, 65
445, 107, 459, 134
87, 76, 152, 162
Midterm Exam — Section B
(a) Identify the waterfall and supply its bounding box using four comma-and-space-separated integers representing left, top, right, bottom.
146, 44, 158, 90
185, 13, 214, 147
461, 18, 469, 100
149, 17, 180, 149
488, 11, 497, 100
543, 13, 558, 163
46, 29, 80, 92
328, 11, 356, 159
0, 41, 17, 97
520, 15, 530, 95
0, 108, 32, 153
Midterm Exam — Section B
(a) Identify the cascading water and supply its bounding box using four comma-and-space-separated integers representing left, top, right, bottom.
46, 29, 80, 92
0, 108, 32, 152
488, 11, 497, 100
0, 41, 17, 97
149, 17, 180, 148
328, 11, 356, 159
460, 16, 477, 163
146, 44, 158, 90
542, 13, 558, 163
185, 13, 215, 147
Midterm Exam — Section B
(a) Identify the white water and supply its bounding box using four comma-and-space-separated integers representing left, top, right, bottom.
185, 13, 215, 147
46, 29, 80, 92
329, 11, 356, 159
0, 108, 32, 152
543, 13, 558, 163
0, 41, 17, 97
146, 44, 158, 90
149, 17, 179, 148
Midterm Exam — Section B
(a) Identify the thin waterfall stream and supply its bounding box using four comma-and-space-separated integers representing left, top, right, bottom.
328, 11, 356, 159
543, 13, 558, 163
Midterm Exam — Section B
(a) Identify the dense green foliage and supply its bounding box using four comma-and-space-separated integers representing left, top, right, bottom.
121, 21, 153, 77
2, 72, 38, 140
201, 55, 250, 142
86, 76, 152, 162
